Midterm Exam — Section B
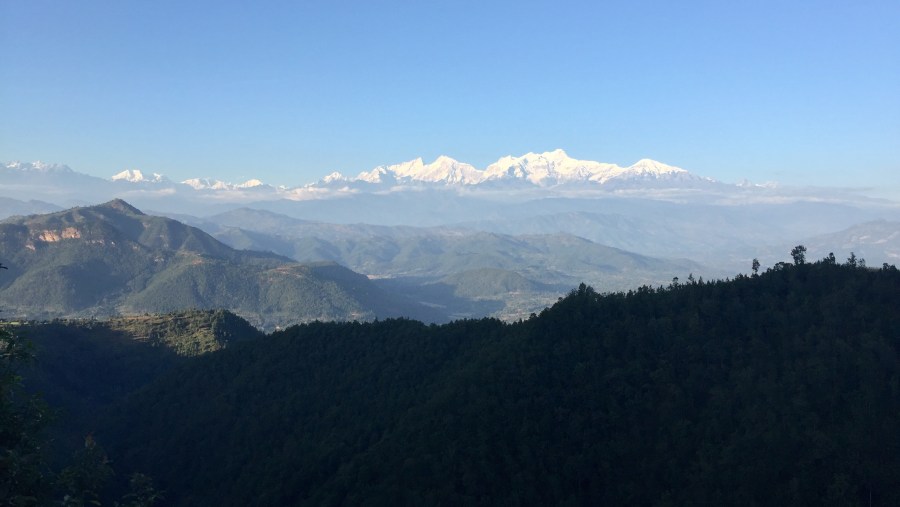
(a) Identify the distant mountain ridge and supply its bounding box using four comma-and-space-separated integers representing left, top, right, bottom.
6, 152, 896, 224
325, 149, 702, 188
0, 199, 440, 327
6, 150, 704, 190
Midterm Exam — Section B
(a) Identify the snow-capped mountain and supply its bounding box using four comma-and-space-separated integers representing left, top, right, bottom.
3, 150, 815, 218
4, 160, 75, 174
345, 156, 480, 185
181, 177, 270, 191
112, 169, 170, 183
2, 151, 713, 204
322, 149, 707, 188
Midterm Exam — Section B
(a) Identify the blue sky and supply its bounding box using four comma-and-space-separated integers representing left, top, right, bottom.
1, 0, 898, 193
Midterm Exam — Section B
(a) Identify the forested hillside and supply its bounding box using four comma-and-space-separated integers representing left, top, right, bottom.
13, 311, 261, 466
84, 257, 900, 505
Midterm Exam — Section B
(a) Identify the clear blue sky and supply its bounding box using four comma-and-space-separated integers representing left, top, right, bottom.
2, 0, 898, 193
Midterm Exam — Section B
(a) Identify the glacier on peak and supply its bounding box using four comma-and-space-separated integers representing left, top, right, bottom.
182, 178, 230, 190
112, 169, 169, 183
626, 159, 686, 175
335, 150, 704, 188
4, 160, 74, 173
237, 179, 265, 188
321, 171, 348, 184
356, 166, 393, 184
180, 177, 269, 191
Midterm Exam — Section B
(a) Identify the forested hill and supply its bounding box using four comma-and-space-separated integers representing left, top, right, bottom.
97, 257, 900, 506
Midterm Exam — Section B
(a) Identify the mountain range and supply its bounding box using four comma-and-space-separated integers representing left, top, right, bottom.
3, 151, 900, 303
0, 200, 441, 328
0, 151, 772, 216
5, 150, 709, 194
0, 200, 709, 322
318, 149, 709, 188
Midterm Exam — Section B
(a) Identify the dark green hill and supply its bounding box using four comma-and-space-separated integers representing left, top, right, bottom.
14, 309, 262, 468
95, 259, 900, 505
0, 200, 441, 327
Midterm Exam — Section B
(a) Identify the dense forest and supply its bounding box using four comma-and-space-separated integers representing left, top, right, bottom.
4, 254, 900, 505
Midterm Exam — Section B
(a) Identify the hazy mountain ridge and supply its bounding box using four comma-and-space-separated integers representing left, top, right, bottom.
0, 200, 440, 327
0, 196, 61, 219
181, 199, 900, 274
4, 156, 900, 303
180, 207, 712, 319
146, 203, 900, 319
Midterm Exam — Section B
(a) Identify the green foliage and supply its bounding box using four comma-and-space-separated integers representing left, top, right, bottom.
57, 435, 113, 507
118, 473, 163, 507
90, 258, 900, 505
54, 435, 163, 507
73, 309, 262, 356
0, 327, 51, 506
791, 244, 807, 265
1, 322, 168, 506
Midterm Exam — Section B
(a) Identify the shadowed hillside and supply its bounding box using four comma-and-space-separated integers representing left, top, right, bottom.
82, 257, 900, 505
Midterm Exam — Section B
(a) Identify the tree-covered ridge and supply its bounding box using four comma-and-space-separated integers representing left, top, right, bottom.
1, 324, 166, 506
44, 309, 262, 356
97, 257, 900, 505
10, 310, 263, 471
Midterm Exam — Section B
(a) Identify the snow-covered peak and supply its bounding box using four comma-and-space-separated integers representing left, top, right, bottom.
181, 178, 232, 190
626, 159, 687, 176
236, 179, 265, 189
385, 157, 426, 179
336, 150, 704, 189
399, 156, 481, 184
353, 156, 482, 185
182, 178, 267, 191
321, 171, 347, 184
4, 161, 74, 173
356, 166, 393, 184
483, 149, 621, 185
111, 169, 169, 183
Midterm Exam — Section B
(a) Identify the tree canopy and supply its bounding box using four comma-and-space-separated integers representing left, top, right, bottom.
85, 255, 900, 505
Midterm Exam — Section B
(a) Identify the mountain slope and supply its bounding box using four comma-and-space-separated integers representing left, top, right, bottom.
192, 206, 712, 319
202, 207, 707, 285
0, 200, 439, 327
802, 219, 900, 264
16, 309, 262, 467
